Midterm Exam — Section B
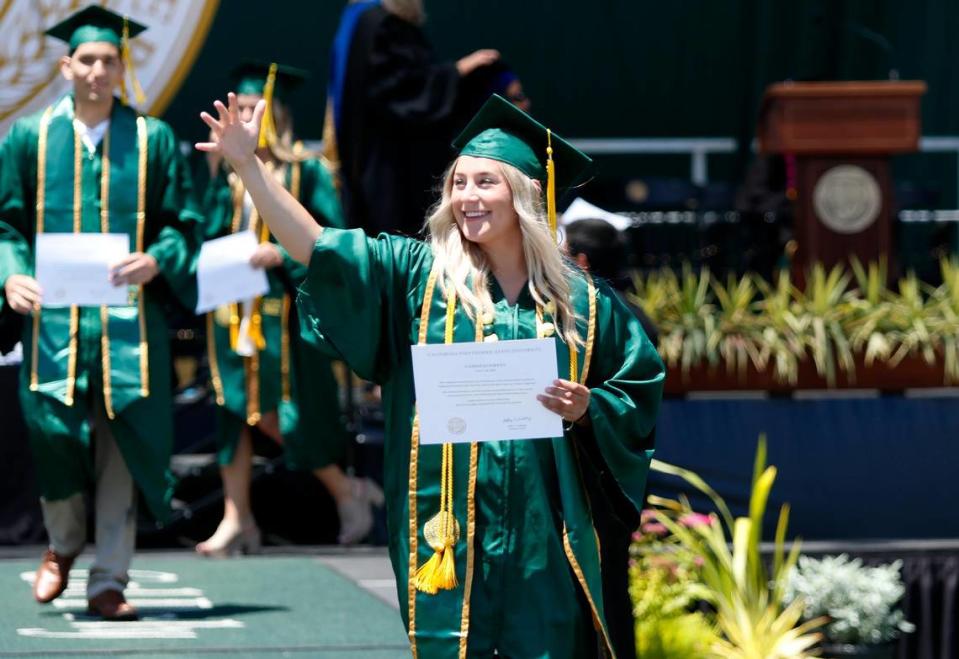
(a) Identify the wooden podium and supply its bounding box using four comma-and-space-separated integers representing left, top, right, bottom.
758, 81, 926, 275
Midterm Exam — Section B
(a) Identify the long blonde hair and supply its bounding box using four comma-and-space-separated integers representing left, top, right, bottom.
425, 159, 583, 348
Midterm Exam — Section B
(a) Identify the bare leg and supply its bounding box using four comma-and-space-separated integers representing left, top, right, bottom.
196, 427, 261, 556
313, 464, 352, 501
314, 465, 385, 545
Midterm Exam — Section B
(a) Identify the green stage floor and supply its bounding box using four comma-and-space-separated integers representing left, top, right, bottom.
0, 550, 409, 657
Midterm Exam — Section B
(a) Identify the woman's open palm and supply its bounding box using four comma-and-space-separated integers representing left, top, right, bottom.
196, 93, 265, 167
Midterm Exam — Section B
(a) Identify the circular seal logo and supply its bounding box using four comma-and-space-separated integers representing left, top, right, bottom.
0, 1, 219, 136
447, 417, 466, 435
812, 165, 882, 235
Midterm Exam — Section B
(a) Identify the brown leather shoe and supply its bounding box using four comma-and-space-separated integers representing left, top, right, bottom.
33, 549, 75, 604
87, 590, 139, 621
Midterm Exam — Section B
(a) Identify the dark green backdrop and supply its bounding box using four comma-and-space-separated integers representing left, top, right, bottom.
163, 0, 959, 202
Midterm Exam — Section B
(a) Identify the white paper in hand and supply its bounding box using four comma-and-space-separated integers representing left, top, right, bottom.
196, 232, 269, 314
35, 233, 130, 307
411, 337, 564, 444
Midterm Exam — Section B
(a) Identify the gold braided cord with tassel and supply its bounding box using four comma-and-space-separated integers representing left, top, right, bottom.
245, 212, 270, 351
545, 128, 557, 241
414, 287, 463, 595
257, 63, 279, 149
119, 17, 146, 107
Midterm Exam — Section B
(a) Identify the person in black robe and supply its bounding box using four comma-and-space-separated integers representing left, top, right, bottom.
326, 0, 501, 236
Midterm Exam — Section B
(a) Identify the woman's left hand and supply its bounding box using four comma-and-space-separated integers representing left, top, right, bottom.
537, 379, 590, 424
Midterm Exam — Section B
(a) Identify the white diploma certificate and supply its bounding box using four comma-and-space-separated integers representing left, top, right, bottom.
196, 232, 270, 314
35, 233, 130, 307
411, 337, 564, 444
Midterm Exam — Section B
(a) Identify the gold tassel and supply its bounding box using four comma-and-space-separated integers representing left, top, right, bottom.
546, 128, 557, 241
414, 290, 462, 594
121, 17, 146, 106
258, 63, 279, 149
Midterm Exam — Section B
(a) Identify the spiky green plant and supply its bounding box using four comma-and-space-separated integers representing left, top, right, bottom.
846, 257, 895, 366
709, 274, 764, 378
649, 437, 825, 658
753, 271, 806, 385
790, 264, 855, 386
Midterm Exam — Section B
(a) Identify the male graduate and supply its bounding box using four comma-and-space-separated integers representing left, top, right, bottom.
0, 5, 200, 620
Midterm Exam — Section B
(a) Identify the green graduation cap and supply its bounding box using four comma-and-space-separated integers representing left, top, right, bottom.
45, 4, 148, 106
452, 94, 593, 237
45, 4, 146, 52
230, 61, 309, 149
232, 61, 309, 103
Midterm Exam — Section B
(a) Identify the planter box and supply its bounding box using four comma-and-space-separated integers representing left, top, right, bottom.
664, 353, 949, 394
820, 642, 897, 659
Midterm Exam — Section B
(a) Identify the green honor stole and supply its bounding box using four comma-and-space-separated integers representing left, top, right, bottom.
29, 95, 149, 417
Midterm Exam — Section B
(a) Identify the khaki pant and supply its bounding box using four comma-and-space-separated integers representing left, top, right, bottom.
40, 410, 136, 599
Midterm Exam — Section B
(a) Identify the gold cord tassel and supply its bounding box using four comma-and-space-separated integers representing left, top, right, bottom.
121, 17, 146, 106
414, 289, 461, 594
546, 128, 557, 241
258, 63, 279, 149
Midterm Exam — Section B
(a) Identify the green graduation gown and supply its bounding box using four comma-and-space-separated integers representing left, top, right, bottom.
202, 157, 348, 469
0, 95, 201, 523
297, 227, 664, 658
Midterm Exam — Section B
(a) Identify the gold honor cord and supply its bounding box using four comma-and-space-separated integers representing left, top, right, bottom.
64, 120, 83, 407
414, 286, 462, 595
30, 106, 55, 393
407, 269, 439, 655
206, 313, 225, 405
100, 128, 116, 418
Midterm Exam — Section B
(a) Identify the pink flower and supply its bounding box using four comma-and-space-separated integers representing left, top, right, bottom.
641, 522, 668, 536
640, 509, 658, 523
679, 513, 713, 528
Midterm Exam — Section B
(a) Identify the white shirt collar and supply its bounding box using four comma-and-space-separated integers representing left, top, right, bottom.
73, 118, 111, 155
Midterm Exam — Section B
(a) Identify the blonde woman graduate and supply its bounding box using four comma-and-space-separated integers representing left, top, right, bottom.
197, 92, 664, 658
196, 62, 382, 554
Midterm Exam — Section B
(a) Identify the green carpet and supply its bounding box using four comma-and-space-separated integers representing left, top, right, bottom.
0, 555, 409, 657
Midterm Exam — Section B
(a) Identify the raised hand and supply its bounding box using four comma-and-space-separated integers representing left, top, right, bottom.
196, 93, 266, 169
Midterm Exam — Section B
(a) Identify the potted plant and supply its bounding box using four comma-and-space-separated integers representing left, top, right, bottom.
784, 554, 915, 658
629, 510, 718, 658
648, 436, 825, 657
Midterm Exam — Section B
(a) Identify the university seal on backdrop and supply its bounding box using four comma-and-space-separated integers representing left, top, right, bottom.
812, 164, 882, 235
0, 0, 219, 136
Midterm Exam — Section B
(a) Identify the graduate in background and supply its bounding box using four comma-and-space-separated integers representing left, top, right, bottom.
0, 6, 200, 620
198, 92, 664, 657
197, 62, 383, 553
326, 0, 500, 236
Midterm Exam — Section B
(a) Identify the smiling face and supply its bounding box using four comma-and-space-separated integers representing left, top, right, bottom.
61, 41, 123, 104
450, 156, 523, 247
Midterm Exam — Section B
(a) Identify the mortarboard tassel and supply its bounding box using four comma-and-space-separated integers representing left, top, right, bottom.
258, 63, 279, 149
546, 129, 557, 241
121, 17, 146, 106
